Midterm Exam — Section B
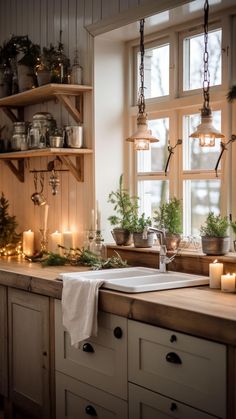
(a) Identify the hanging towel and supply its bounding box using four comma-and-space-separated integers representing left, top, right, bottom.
61, 273, 104, 347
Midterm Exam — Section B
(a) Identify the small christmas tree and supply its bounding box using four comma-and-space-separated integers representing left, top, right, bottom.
0, 193, 21, 255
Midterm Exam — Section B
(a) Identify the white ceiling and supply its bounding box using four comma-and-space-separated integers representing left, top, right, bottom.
98, 0, 236, 42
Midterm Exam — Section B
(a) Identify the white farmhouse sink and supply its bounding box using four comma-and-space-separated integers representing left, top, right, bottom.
60, 267, 209, 293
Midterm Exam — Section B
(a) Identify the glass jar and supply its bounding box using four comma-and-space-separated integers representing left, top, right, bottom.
71, 51, 83, 85
11, 122, 28, 151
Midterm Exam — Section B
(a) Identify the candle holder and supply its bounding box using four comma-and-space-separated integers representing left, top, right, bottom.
39, 229, 49, 253
84, 230, 96, 251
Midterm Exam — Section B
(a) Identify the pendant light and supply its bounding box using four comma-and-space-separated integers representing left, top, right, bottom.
190, 0, 224, 147
126, 19, 159, 151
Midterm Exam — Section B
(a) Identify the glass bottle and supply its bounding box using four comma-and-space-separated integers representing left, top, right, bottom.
90, 230, 106, 259
71, 50, 83, 85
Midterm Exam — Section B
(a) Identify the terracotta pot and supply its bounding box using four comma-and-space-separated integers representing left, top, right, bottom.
164, 233, 181, 251
201, 236, 230, 255
111, 228, 132, 246
133, 232, 154, 248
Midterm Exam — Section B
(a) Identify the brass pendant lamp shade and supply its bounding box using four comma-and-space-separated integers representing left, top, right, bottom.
126, 19, 159, 151
190, 0, 224, 146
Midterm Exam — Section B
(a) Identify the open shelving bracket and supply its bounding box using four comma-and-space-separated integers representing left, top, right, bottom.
4, 159, 25, 182
58, 155, 84, 182
55, 94, 82, 124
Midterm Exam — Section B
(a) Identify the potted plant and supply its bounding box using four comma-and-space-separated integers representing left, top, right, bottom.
36, 45, 56, 86
200, 212, 229, 255
108, 174, 138, 246
129, 212, 154, 248
153, 197, 182, 251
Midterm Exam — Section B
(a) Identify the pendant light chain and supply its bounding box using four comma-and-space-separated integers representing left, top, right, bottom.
138, 19, 145, 115
203, 0, 210, 112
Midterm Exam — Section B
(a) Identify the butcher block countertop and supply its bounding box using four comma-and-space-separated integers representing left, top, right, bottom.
0, 257, 236, 345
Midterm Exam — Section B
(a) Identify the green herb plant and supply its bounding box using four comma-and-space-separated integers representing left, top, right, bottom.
153, 197, 182, 234
129, 212, 152, 233
200, 212, 229, 237
108, 174, 139, 230
0, 193, 21, 252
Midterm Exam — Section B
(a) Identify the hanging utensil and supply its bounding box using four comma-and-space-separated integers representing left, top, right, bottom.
31, 172, 47, 206
49, 170, 60, 195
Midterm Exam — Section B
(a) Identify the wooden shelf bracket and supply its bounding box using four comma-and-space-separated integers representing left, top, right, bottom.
55, 94, 82, 123
58, 155, 84, 182
4, 159, 25, 182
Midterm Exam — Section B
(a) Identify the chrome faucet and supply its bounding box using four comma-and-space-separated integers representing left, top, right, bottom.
143, 227, 177, 273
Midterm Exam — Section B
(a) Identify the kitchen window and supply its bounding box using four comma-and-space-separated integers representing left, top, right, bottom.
130, 18, 229, 238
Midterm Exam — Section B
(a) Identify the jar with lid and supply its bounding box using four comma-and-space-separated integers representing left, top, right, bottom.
71, 50, 83, 85
11, 122, 29, 151
29, 112, 57, 148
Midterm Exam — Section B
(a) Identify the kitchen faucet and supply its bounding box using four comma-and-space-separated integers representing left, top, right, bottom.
143, 227, 178, 273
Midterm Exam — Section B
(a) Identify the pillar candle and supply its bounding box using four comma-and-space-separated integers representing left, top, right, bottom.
23, 230, 34, 256
221, 273, 235, 293
50, 231, 62, 253
209, 260, 224, 289
63, 231, 74, 249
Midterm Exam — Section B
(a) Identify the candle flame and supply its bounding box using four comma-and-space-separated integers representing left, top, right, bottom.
213, 259, 218, 263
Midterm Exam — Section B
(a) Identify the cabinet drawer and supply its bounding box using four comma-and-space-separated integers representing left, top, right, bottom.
56, 371, 128, 419
128, 320, 226, 418
55, 300, 127, 399
129, 383, 218, 419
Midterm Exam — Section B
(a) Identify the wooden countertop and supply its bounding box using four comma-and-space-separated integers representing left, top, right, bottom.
0, 257, 236, 345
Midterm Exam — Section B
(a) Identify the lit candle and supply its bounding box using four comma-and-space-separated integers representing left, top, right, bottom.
50, 231, 62, 253
90, 209, 95, 231
209, 260, 224, 289
62, 231, 74, 249
221, 273, 235, 293
44, 204, 49, 232
23, 230, 34, 256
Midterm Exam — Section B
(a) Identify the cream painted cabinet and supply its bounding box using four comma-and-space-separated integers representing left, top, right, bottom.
55, 300, 128, 419
0, 285, 8, 397
128, 320, 226, 419
8, 288, 51, 419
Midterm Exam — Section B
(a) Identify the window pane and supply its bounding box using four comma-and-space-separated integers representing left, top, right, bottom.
137, 118, 169, 172
138, 180, 169, 218
137, 44, 169, 99
183, 179, 221, 236
183, 111, 221, 170
183, 29, 222, 91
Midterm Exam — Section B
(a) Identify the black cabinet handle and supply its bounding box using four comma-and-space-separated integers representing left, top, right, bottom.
170, 334, 177, 343
113, 326, 122, 339
85, 405, 97, 416
166, 352, 182, 364
82, 343, 94, 353
170, 402, 177, 412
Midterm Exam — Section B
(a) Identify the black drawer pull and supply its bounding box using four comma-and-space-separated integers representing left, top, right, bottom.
82, 343, 94, 353
170, 402, 177, 411
85, 405, 97, 416
113, 326, 123, 339
166, 352, 182, 364
170, 334, 177, 343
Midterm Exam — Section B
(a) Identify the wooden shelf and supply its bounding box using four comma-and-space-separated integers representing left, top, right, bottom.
0, 148, 93, 160
0, 84, 92, 108
0, 148, 93, 183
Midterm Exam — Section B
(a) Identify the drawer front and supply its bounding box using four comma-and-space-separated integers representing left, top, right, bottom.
129, 383, 218, 419
56, 371, 128, 419
55, 300, 127, 399
128, 320, 226, 418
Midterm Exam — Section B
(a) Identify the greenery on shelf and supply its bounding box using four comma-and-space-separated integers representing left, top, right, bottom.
27, 247, 128, 270
227, 85, 236, 103
129, 212, 152, 233
0, 193, 21, 254
153, 197, 182, 234
108, 174, 139, 230
200, 212, 229, 237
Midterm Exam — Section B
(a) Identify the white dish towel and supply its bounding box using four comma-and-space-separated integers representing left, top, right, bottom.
61, 273, 104, 347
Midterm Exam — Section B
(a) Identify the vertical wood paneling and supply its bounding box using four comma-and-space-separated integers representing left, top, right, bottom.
101, 0, 119, 20
92, 0, 102, 23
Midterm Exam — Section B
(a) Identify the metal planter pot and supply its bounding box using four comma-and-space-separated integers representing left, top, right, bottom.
164, 233, 181, 251
111, 228, 132, 246
133, 232, 155, 248
201, 236, 230, 255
